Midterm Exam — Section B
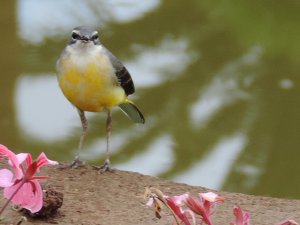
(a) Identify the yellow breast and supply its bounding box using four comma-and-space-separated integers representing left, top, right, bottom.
57, 48, 126, 112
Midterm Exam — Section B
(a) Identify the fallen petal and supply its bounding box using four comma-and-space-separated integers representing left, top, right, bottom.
276, 219, 299, 225
146, 197, 154, 207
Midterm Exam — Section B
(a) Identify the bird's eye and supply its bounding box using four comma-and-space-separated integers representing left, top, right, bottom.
72, 32, 80, 39
92, 33, 99, 40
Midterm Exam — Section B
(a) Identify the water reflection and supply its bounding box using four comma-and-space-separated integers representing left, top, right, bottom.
126, 37, 197, 88
18, 0, 160, 44
81, 119, 154, 160
278, 79, 294, 90
190, 46, 261, 129
0, 0, 299, 199
116, 134, 174, 175
173, 133, 247, 189
15, 74, 75, 141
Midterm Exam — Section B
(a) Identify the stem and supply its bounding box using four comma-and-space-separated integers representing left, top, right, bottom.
0, 179, 26, 216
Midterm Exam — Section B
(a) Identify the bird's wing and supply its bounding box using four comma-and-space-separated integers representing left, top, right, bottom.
103, 46, 135, 96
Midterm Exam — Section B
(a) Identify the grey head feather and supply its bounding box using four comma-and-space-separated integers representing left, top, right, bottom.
69, 26, 100, 45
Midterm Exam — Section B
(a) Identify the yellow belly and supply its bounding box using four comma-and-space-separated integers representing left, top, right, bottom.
58, 62, 126, 112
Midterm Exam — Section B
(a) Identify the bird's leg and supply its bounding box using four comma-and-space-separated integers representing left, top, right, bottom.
98, 109, 113, 172
78, 108, 88, 152
105, 109, 112, 165
65, 108, 87, 168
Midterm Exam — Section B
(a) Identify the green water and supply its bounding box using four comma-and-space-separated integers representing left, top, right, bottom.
0, 0, 300, 199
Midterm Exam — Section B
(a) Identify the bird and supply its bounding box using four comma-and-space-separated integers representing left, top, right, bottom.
56, 26, 145, 171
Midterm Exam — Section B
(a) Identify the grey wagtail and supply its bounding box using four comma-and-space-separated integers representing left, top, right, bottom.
56, 26, 145, 171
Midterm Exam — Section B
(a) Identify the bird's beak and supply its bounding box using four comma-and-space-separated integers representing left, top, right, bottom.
80, 35, 90, 43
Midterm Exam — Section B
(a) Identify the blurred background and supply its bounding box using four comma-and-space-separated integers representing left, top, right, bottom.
0, 0, 300, 199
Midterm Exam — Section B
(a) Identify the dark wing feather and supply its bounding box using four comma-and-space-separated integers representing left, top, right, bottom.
103, 46, 135, 96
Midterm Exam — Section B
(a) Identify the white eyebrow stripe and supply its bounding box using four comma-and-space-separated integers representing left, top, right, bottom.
72, 30, 80, 34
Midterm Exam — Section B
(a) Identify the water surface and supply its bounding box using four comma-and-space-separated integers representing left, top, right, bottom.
0, 0, 300, 199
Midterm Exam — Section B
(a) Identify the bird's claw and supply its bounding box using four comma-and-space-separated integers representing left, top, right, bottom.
57, 156, 85, 169
93, 159, 114, 173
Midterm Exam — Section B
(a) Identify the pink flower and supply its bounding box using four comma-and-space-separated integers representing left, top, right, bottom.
166, 194, 193, 225
184, 192, 224, 225
231, 205, 250, 225
0, 144, 58, 213
145, 188, 196, 225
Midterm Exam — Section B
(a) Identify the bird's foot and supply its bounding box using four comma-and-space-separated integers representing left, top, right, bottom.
93, 159, 114, 173
69, 157, 85, 168
57, 155, 85, 169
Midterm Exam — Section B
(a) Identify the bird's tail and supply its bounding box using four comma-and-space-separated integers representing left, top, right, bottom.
119, 99, 145, 124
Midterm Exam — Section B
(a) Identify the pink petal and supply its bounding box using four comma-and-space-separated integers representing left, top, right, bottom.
232, 205, 250, 225
276, 219, 299, 225
184, 209, 196, 225
4, 181, 23, 203
0, 144, 23, 180
24, 180, 43, 213
25, 153, 33, 166
172, 193, 189, 206
166, 197, 192, 225
185, 194, 219, 225
16, 153, 29, 165
200, 192, 224, 203
184, 195, 205, 216
0, 169, 14, 187
36, 152, 58, 169
24, 161, 38, 179
4, 180, 43, 213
